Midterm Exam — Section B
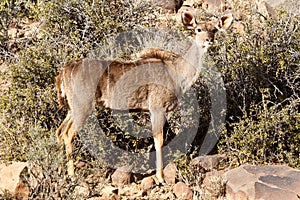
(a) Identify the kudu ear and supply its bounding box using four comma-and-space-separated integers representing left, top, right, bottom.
181, 10, 197, 29
216, 13, 234, 31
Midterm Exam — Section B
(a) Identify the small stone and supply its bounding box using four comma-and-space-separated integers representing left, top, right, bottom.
119, 183, 140, 196
76, 161, 87, 169
87, 197, 106, 200
173, 181, 193, 199
201, 0, 226, 12
190, 155, 223, 170
202, 170, 225, 189
109, 193, 120, 200
74, 184, 90, 197
153, 0, 179, 13
140, 177, 155, 191
111, 166, 131, 187
101, 185, 118, 197
8, 28, 18, 39
163, 163, 177, 185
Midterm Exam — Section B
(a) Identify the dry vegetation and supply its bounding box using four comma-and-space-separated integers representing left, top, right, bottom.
0, 0, 299, 199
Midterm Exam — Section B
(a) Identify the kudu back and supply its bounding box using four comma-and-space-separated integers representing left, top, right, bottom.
55, 11, 233, 183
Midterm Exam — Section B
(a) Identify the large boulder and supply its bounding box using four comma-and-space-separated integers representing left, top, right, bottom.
224, 165, 300, 200
0, 162, 29, 199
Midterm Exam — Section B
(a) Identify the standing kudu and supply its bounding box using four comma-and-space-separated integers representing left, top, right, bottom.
55, 11, 233, 183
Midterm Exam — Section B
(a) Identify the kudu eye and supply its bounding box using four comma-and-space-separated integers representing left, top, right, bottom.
196, 28, 202, 33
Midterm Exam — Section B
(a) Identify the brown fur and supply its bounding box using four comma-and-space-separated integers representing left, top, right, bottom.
55, 73, 64, 108
137, 48, 179, 61
55, 11, 233, 183
55, 59, 84, 109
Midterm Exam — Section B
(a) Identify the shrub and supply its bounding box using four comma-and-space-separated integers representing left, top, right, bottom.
214, 9, 300, 168
0, 0, 159, 161
0, 0, 167, 198
1, 2, 299, 198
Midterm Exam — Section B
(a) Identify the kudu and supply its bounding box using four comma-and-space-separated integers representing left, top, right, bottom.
55, 11, 233, 183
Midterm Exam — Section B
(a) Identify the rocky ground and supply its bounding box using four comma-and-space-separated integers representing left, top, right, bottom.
0, 155, 300, 199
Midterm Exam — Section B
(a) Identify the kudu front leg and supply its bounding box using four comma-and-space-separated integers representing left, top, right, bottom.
150, 107, 166, 184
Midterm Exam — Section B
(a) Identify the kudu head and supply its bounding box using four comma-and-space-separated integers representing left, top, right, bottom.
181, 11, 234, 50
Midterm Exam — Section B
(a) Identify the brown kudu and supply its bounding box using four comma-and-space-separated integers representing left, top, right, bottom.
55, 11, 233, 183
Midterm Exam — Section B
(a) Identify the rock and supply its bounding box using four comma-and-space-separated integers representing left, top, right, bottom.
263, 0, 286, 7
0, 162, 29, 199
8, 28, 18, 39
101, 185, 118, 198
201, 0, 226, 12
119, 183, 140, 196
203, 170, 225, 188
111, 166, 131, 187
163, 163, 177, 185
76, 161, 88, 169
152, 0, 184, 13
107, 193, 120, 200
140, 177, 155, 191
255, 0, 277, 18
256, 0, 300, 15
148, 184, 173, 199
173, 181, 193, 199
87, 198, 106, 200
74, 183, 90, 198
190, 155, 223, 171
203, 170, 225, 198
224, 165, 300, 200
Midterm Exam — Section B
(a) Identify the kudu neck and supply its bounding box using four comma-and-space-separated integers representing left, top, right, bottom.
176, 42, 206, 93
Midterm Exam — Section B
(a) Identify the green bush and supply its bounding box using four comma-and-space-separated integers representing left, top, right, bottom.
0, 0, 165, 197
0, 0, 158, 161
215, 9, 300, 168
0, 2, 299, 198
219, 96, 299, 167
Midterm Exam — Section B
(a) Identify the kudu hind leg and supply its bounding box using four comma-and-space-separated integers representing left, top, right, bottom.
150, 107, 166, 184
56, 112, 72, 143
63, 120, 77, 177
64, 121, 76, 176
57, 114, 77, 177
